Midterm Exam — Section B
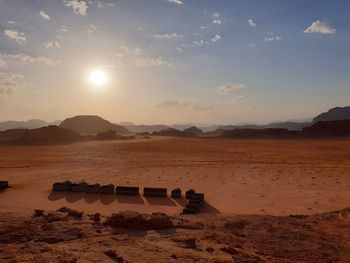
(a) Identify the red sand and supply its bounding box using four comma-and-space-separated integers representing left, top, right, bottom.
0, 137, 349, 216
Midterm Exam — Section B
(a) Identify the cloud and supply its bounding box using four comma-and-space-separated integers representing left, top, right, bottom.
134, 48, 141, 56
236, 95, 248, 102
4, 30, 26, 44
167, 0, 183, 5
157, 99, 213, 111
264, 32, 282, 42
213, 20, 222, 25
40, 11, 50, 20
304, 20, 336, 34
0, 73, 32, 95
63, 0, 88, 15
248, 19, 256, 27
176, 47, 183, 52
154, 33, 183, 40
85, 24, 98, 33
58, 25, 68, 32
134, 57, 171, 67
94, 0, 115, 8
0, 58, 8, 69
212, 13, 220, 18
45, 41, 61, 48
215, 83, 245, 95
157, 99, 190, 108
193, 39, 208, 46
211, 34, 221, 43
1, 53, 61, 66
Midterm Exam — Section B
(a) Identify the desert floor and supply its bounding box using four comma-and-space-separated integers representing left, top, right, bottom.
0, 137, 349, 216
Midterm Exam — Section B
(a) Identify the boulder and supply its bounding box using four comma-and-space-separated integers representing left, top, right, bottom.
105, 211, 173, 230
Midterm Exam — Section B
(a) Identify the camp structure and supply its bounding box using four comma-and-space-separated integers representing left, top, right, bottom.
171, 188, 182, 198
100, 184, 115, 194
70, 182, 87, 192
52, 180, 72, 191
143, 187, 167, 197
0, 181, 9, 190
115, 186, 139, 195
86, 183, 101, 193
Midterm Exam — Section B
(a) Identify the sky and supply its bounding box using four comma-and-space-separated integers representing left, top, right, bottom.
0, 0, 349, 125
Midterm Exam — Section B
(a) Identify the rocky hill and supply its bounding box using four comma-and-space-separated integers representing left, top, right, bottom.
313, 106, 350, 123
303, 120, 350, 136
60, 115, 129, 135
0, 119, 61, 131
16, 126, 82, 144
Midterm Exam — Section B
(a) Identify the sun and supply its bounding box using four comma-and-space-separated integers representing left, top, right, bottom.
88, 69, 108, 87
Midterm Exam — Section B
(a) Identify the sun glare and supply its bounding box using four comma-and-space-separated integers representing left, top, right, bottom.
88, 69, 108, 87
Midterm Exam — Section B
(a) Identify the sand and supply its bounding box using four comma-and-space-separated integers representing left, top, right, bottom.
0, 137, 349, 216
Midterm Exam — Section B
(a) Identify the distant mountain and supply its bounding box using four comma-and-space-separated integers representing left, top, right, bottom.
0, 119, 61, 131
183, 126, 204, 136
16, 126, 82, 144
122, 123, 170, 133
60, 115, 129, 135
313, 106, 350, 123
152, 128, 195, 137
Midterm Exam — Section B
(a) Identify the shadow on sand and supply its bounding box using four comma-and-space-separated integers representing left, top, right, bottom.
116, 195, 144, 205
100, 195, 117, 205
144, 196, 177, 207
172, 197, 187, 208
201, 202, 221, 214
65, 192, 84, 203
48, 191, 65, 201
84, 193, 99, 204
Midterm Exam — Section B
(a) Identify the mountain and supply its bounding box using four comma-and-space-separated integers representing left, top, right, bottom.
59, 115, 129, 135
122, 123, 170, 133
220, 128, 300, 138
16, 126, 82, 144
183, 126, 204, 136
313, 106, 350, 123
152, 128, 195, 137
303, 120, 350, 136
0, 119, 61, 131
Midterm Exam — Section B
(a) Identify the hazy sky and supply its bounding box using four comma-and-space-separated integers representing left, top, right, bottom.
0, 0, 349, 124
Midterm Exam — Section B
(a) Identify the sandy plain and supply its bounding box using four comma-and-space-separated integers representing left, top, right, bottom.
0, 136, 349, 216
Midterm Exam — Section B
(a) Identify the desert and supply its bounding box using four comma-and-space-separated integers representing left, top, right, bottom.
1, 136, 350, 262
1, 137, 350, 216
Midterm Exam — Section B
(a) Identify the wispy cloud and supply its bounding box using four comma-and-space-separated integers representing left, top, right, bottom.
0, 58, 8, 69
63, 0, 88, 15
213, 20, 222, 25
134, 57, 171, 67
212, 13, 220, 18
94, 0, 115, 8
4, 30, 26, 44
1, 53, 61, 66
40, 11, 51, 20
45, 41, 61, 48
85, 24, 98, 33
154, 33, 183, 40
166, 0, 183, 5
0, 73, 32, 95
211, 34, 221, 43
304, 20, 336, 34
57, 25, 68, 33
264, 32, 282, 42
157, 99, 213, 111
248, 19, 256, 27
215, 83, 245, 95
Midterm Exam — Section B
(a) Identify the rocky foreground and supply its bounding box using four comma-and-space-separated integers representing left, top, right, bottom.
0, 208, 349, 263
